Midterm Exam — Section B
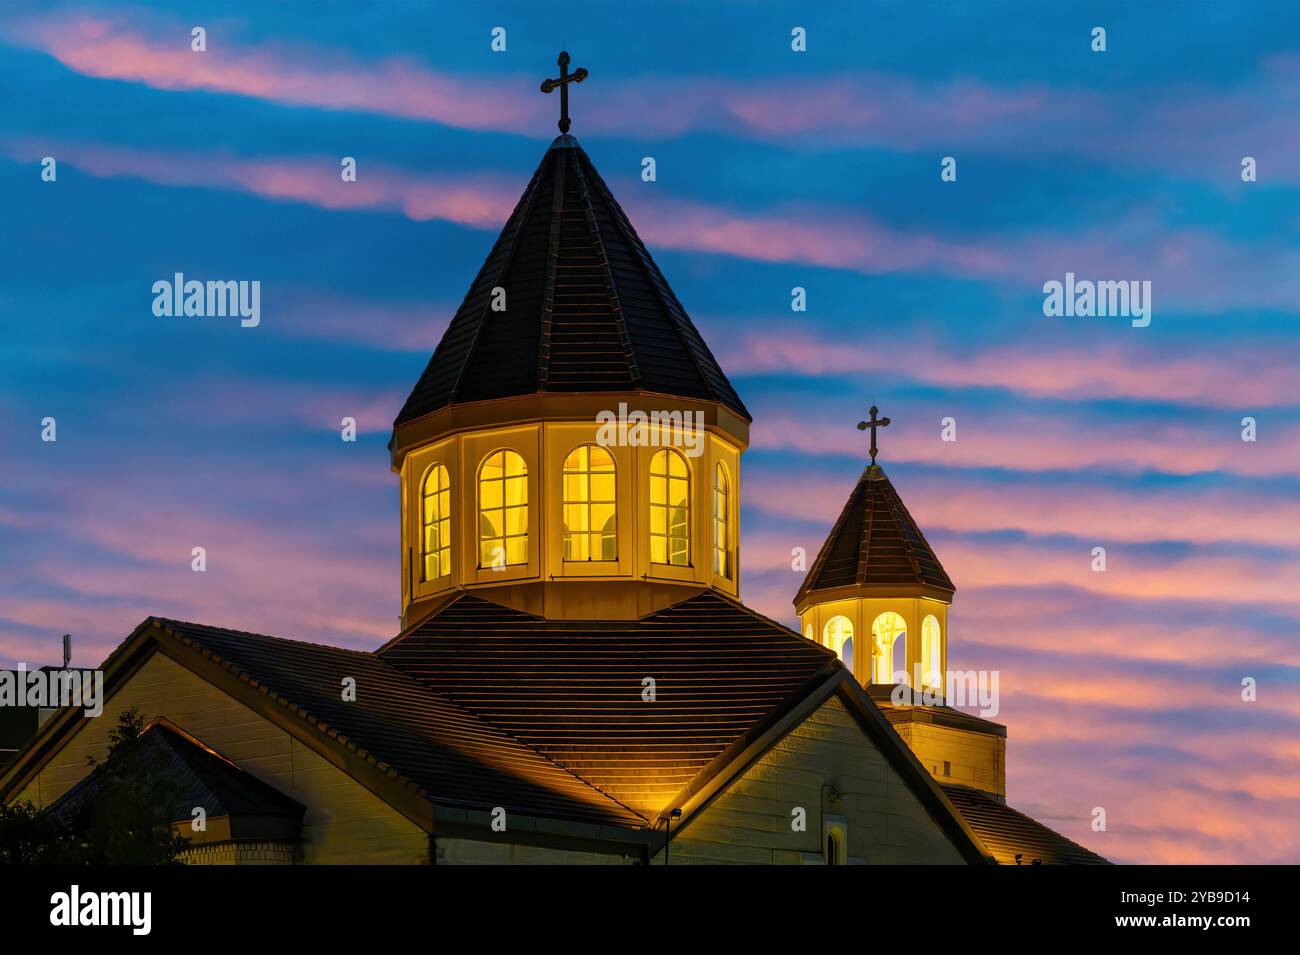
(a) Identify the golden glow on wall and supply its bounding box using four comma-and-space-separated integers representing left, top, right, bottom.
421, 464, 452, 581
823, 615, 854, 670
479, 449, 528, 568
921, 614, 942, 688
562, 444, 617, 562
872, 612, 908, 685
713, 462, 731, 578
649, 449, 690, 566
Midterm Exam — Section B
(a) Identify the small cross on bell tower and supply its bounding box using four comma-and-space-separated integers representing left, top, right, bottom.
540, 51, 588, 134
856, 405, 891, 466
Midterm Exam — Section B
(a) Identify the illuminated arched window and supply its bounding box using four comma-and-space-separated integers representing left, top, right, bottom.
478, 450, 527, 568
562, 445, 617, 561
804, 624, 814, 642
921, 615, 942, 689
823, 616, 854, 672
713, 463, 732, 578
871, 612, 908, 685
421, 464, 451, 581
650, 449, 690, 566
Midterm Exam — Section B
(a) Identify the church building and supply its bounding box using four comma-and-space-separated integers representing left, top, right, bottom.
0, 55, 1104, 866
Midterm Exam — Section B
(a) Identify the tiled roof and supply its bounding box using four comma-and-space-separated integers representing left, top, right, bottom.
49, 722, 305, 829
150, 618, 645, 828
796, 464, 954, 602
379, 591, 836, 818
393, 134, 749, 427
940, 784, 1110, 865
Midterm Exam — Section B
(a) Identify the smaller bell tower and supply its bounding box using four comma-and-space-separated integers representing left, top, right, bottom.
794, 406, 1006, 799
793, 406, 953, 690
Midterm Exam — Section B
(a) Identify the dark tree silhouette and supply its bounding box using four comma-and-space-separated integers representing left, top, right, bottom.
0, 707, 189, 865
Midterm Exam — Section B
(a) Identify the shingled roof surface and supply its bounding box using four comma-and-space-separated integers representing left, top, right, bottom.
797, 464, 954, 601
50, 722, 305, 827
940, 784, 1110, 865
379, 591, 836, 817
150, 618, 644, 828
393, 134, 749, 427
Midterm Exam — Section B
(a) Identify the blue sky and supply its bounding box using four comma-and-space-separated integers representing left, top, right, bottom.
2, 0, 1299, 863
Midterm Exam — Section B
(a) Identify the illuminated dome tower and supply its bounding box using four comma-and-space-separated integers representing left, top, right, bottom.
390, 53, 750, 627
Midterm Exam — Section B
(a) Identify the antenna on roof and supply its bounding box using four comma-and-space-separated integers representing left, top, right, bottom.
62, 633, 71, 669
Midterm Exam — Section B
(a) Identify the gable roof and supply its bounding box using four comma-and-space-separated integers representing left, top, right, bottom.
940, 784, 1109, 865
393, 134, 749, 429
49, 722, 305, 833
796, 464, 954, 606
0, 618, 645, 837
379, 591, 837, 818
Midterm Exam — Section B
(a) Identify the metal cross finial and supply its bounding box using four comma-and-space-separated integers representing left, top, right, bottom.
856, 405, 891, 466
539, 51, 588, 134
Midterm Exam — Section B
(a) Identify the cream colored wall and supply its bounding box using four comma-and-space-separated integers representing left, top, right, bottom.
653, 697, 966, 864
434, 838, 634, 865
896, 721, 1006, 797
801, 596, 949, 687
12, 654, 429, 865
401, 418, 744, 621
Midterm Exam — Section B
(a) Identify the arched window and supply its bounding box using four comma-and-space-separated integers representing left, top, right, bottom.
713, 463, 732, 579
421, 464, 451, 581
921, 615, 942, 689
823, 616, 854, 673
823, 820, 848, 864
803, 624, 814, 642
562, 445, 617, 561
871, 612, 908, 685
478, 450, 528, 568
649, 449, 690, 566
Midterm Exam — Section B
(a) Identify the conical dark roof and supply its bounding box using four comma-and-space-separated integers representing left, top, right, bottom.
394, 135, 749, 428
796, 464, 954, 604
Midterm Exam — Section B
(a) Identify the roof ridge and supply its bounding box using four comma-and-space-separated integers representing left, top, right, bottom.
534, 147, 566, 388
568, 145, 642, 386
150, 615, 373, 656
650, 589, 833, 653
884, 477, 953, 589
795, 467, 866, 602
449, 155, 548, 405
576, 149, 716, 407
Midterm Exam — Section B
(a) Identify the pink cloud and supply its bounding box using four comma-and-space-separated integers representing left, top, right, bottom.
4, 14, 543, 132
743, 466, 1300, 554
11, 9, 1300, 192
268, 291, 450, 353
2, 138, 518, 228
747, 401, 1300, 476
8, 136, 1295, 315
160, 374, 407, 436
725, 329, 1300, 410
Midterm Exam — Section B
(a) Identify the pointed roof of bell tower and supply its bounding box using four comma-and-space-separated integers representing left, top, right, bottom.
796, 464, 954, 606
393, 133, 748, 432
795, 412, 955, 611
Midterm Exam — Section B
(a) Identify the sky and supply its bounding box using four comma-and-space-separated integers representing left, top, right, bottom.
2, 0, 1298, 865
